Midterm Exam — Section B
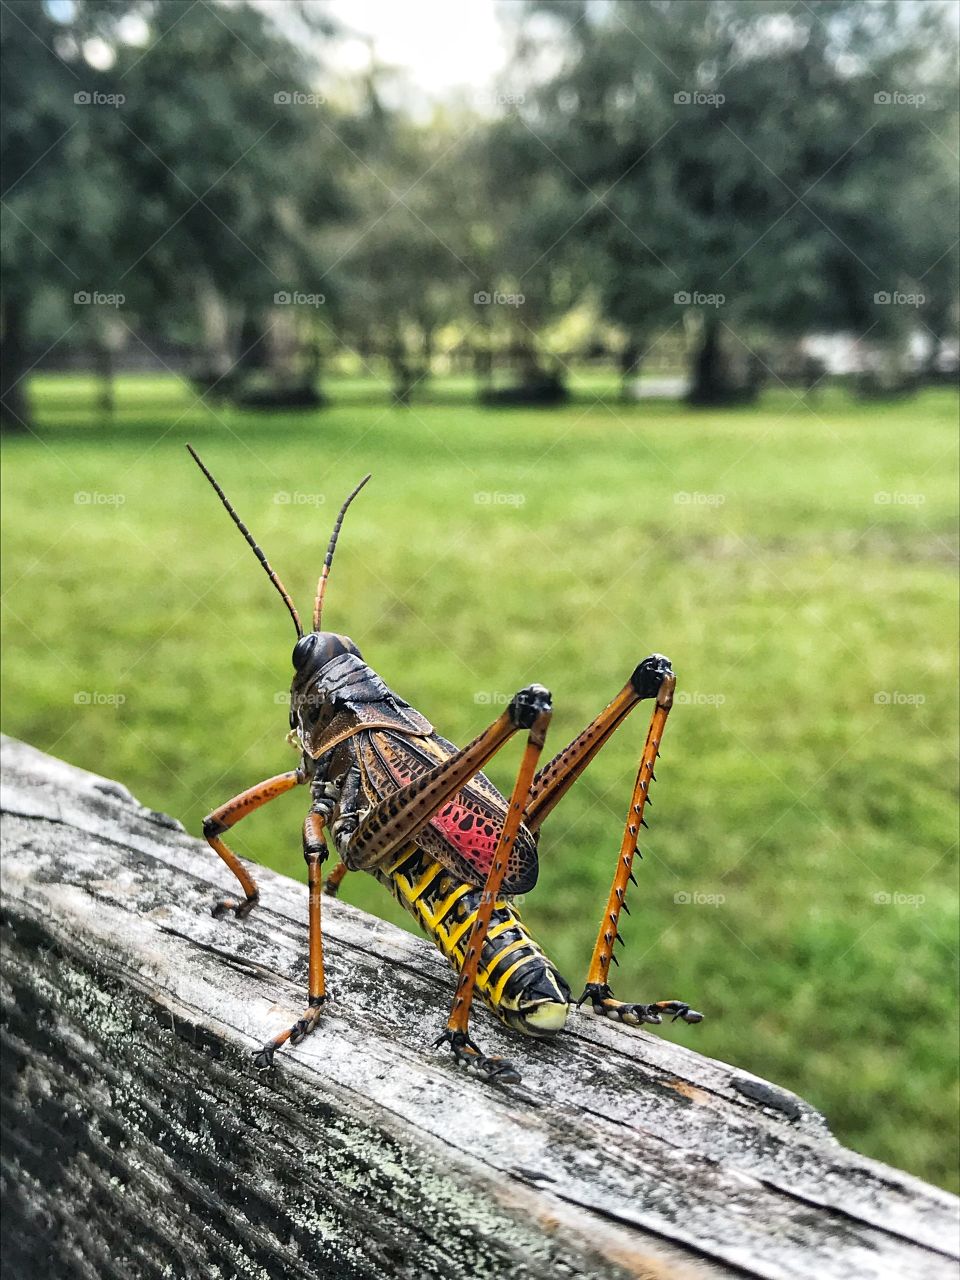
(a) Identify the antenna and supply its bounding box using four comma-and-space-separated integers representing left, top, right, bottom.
186, 444, 303, 638
313, 474, 372, 631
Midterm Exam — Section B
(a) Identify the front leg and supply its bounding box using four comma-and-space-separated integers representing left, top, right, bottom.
202, 769, 306, 918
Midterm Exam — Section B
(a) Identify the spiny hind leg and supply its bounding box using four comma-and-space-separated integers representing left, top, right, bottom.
577, 665, 704, 1031
437, 687, 553, 1086
577, 983, 703, 1026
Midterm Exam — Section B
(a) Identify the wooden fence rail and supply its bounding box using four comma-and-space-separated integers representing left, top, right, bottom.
1, 735, 957, 1279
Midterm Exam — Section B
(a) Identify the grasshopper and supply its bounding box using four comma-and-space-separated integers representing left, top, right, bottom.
187, 446, 703, 1083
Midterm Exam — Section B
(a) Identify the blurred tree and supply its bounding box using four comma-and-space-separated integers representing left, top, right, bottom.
1, 0, 345, 427
506, 0, 959, 403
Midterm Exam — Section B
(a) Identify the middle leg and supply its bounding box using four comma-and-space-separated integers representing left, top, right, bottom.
254, 811, 330, 1068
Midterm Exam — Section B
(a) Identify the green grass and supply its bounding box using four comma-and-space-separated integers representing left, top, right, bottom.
2, 372, 958, 1192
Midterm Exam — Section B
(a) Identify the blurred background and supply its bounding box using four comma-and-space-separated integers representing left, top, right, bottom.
1, 0, 957, 1191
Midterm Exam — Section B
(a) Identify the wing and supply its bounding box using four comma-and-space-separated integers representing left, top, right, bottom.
356, 728, 539, 895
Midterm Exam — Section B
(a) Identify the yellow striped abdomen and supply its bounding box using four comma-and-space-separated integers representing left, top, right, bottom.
374, 845, 569, 1037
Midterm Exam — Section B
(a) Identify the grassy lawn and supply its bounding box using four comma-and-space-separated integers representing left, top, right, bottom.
2, 373, 957, 1191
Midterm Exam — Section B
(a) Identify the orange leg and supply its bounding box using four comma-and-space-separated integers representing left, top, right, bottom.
202, 769, 305, 918
254, 811, 330, 1069
523, 655, 672, 834
436, 686, 553, 1084
578, 673, 702, 1027
322, 860, 350, 898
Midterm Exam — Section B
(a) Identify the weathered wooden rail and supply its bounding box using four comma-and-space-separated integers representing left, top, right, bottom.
1, 735, 957, 1279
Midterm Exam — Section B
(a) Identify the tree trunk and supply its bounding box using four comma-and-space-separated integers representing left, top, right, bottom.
619, 336, 643, 402
0, 295, 31, 432
687, 315, 728, 405
389, 337, 413, 407
95, 340, 115, 419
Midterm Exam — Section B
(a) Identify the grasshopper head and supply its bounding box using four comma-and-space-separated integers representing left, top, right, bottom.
292, 630, 361, 678
289, 631, 363, 753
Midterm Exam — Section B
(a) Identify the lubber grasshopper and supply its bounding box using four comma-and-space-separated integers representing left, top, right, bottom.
187, 445, 703, 1084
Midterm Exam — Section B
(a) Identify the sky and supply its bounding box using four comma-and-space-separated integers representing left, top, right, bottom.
326, 0, 511, 96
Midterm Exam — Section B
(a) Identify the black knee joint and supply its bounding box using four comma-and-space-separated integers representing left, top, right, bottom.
202, 815, 227, 839
509, 683, 552, 729
630, 654, 673, 699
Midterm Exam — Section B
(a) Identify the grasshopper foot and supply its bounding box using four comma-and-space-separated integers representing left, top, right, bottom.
577, 982, 703, 1027
212, 893, 259, 920
434, 1029, 521, 1085
253, 998, 326, 1070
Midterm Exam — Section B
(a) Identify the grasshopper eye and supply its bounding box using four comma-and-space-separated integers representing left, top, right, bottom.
293, 634, 319, 670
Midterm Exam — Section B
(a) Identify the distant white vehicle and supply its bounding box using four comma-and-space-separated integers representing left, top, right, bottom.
626, 376, 691, 400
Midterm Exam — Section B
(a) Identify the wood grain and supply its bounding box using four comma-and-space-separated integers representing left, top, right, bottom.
1, 735, 956, 1280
